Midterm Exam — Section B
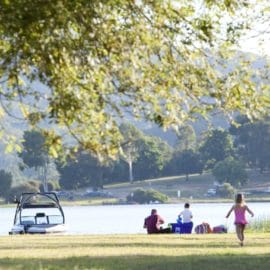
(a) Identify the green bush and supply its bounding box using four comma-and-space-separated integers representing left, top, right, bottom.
216, 182, 235, 198
127, 188, 168, 204
212, 157, 248, 187
28, 180, 41, 189
39, 180, 61, 192
7, 181, 40, 203
49, 180, 61, 191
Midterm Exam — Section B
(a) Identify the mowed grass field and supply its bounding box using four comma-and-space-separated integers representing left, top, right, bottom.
0, 233, 270, 270
104, 171, 270, 201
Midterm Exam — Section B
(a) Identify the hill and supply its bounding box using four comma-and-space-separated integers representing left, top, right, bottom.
103, 171, 270, 202
0, 51, 268, 184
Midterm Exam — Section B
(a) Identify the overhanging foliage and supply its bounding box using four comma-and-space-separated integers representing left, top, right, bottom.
0, 0, 269, 158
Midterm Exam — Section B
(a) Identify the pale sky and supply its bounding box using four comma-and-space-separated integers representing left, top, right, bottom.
232, 0, 270, 56
239, 23, 270, 56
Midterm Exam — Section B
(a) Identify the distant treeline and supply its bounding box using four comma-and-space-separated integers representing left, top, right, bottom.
1, 115, 270, 199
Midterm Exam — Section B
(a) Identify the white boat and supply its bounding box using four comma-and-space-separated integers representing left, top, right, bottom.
9, 192, 67, 234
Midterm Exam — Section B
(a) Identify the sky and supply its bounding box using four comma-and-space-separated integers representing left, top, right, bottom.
232, 0, 270, 56
239, 23, 270, 56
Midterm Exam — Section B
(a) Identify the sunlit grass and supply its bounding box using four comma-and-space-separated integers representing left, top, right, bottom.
0, 233, 270, 269
60, 198, 119, 206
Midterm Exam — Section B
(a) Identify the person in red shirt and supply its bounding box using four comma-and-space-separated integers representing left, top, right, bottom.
144, 209, 170, 234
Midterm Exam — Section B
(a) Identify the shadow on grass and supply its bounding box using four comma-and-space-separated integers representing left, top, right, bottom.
1, 240, 269, 251
1, 254, 270, 270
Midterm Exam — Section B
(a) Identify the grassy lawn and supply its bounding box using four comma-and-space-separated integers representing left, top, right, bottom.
104, 170, 270, 202
0, 233, 270, 270
73, 170, 270, 203
104, 173, 216, 200
2, 171, 270, 207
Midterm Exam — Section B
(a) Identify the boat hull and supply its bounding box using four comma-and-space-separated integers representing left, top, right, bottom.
9, 224, 67, 234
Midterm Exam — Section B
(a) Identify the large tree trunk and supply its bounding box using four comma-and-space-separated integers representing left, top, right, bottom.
42, 164, 48, 192
128, 160, 134, 184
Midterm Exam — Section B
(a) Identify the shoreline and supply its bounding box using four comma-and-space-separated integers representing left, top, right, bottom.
1, 197, 270, 208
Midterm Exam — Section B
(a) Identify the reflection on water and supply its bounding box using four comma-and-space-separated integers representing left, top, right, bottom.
1, 202, 269, 235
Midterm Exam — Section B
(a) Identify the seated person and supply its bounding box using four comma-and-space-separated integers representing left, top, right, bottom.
178, 203, 193, 234
144, 209, 170, 234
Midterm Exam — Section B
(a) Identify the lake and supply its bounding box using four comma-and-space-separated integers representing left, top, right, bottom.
1, 202, 269, 235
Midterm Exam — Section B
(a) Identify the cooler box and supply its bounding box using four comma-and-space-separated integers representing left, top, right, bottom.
171, 223, 181, 233
181, 222, 193, 234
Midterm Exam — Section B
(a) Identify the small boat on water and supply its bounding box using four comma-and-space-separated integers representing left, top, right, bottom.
9, 192, 67, 234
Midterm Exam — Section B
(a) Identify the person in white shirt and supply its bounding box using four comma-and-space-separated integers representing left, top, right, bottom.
178, 203, 193, 233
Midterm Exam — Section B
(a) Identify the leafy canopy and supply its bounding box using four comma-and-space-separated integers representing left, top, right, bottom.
0, 0, 269, 158
199, 129, 234, 169
19, 130, 49, 169
0, 169, 12, 197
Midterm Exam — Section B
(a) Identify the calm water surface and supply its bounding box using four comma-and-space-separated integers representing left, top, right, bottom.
1, 203, 269, 235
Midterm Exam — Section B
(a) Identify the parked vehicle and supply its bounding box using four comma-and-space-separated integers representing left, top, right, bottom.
82, 191, 114, 198
206, 188, 217, 197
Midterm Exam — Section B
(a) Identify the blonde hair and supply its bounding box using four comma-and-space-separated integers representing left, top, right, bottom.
235, 193, 245, 206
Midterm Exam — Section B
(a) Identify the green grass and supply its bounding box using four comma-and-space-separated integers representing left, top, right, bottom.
104, 173, 216, 201
0, 198, 120, 208
104, 170, 270, 202
247, 216, 270, 233
1, 233, 270, 269
59, 198, 119, 206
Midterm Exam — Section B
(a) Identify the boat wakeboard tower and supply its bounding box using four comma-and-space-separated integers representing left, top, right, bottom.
9, 192, 67, 234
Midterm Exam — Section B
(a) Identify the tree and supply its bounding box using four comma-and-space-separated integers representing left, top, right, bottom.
230, 117, 270, 172
133, 135, 172, 180
174, 125, 197, 152
0, 1, 269, 158
199, 129, 234, 169
119, 123, 143, 183
172, 150, 203, 181
18, 130, 50, 191
212, 157, 248, 187
0, 169, 12, 199
57, 151, 105, 190
106, 159, 129, 184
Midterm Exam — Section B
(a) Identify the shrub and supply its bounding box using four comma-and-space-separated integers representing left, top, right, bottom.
7, 181, 40, 203
49, 180, 61, 191
212, 157, 248, 187
216, 182, 235, 198
39, 180, 60, 192
28, 180, 41, 189
127, 188, 168, 204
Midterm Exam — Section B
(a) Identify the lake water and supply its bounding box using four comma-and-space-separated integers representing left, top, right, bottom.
1, 202, 269, 235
